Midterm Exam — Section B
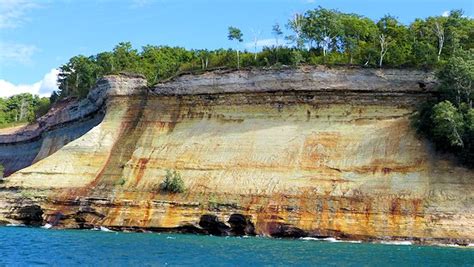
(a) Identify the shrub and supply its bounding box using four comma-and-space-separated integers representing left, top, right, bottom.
160, 170, 185, 193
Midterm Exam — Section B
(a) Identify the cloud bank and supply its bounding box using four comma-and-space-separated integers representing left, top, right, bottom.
0, 69, 59, 98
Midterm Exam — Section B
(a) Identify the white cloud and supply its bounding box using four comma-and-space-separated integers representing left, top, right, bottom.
0, 69, 59, 98
442, 11, 450, 17
0, 0, 39, 29
244, 38, 279, 49
0, 42, 38, 65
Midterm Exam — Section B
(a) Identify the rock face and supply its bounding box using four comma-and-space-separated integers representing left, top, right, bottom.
0, 66, 472, 245
0, 74, 147, 176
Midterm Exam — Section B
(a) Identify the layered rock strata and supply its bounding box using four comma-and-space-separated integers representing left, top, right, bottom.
0, 74, 147, 176
0, 67, 472, 245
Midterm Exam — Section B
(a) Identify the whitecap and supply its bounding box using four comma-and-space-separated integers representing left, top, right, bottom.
41, 223, 52, 229
300, 237, 320, 241
300, 237, 362, 243
99, 226, 114, 232
380, 241, 413, 246
6, 223, 25, 227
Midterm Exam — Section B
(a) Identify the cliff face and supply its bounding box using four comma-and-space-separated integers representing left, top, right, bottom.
0, 67, 472, 245
0, 75, 147, 176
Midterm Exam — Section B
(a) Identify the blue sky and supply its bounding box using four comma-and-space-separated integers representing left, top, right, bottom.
0, 0, 472, 97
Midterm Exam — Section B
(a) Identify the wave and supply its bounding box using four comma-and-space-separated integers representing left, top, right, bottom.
300, 237, 362, 243
99, 226, 114, 232
91, 226, 114, 232
41, 223, 53, 229
380, 241, 413, 246
435, 243, 474, 249
6, 223, 25, 227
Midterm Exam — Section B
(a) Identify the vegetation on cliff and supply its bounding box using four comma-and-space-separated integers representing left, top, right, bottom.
160, 170, 185, 193
413, 53, 473, 167
0, 94, 50, 128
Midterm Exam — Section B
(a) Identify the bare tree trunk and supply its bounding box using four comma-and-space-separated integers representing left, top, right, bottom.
434, 22, 445, 62
19, 98, 28, 121
364, 54, 371, 66
254, 36, 258, 61
237, 50, 240, 69
379, 34, 388, 68
252, 30, 261, 61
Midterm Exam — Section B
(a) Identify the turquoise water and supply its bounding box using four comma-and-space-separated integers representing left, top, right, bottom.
0, 227, 473, 266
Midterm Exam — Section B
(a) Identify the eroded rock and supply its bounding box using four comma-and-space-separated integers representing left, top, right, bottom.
199, 214, 231, 236
228, 214, 256, 236
11, 205, 44, 226
267, 222, 307, 238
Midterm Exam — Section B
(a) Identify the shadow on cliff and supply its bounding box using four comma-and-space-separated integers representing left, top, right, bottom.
0, 106, 105, 177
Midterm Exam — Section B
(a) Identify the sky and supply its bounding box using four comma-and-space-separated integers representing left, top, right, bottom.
0, 0, 473, 98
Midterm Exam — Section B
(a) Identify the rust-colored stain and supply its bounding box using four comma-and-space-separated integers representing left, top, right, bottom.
134, 158, 150, 186
390, 198, 401, 216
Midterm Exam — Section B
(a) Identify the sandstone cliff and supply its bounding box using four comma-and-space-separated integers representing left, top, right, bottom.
0, 66, 472, 245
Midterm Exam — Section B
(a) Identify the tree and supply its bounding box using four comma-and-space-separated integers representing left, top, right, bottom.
376, 15, 409, 67
228, 26, 243, 69
443, 10, 471, 57
434, 19, 445, 62
437, 55, 473, 107
251, 29, 261, 61
272, 23, 283, 46
431, 100, 465, 147
408, 18, 437, 66
96, 52, 115, 74
286, 13, 305, 49
413, 49, 473, 167
160, 170, 185, 193
196, 49, 210, 70
112, 42, 140, 72
341, 13, 377, 64
302, 7, 343, 59
0, 93, 51, 128
34, 97, 51, 118
57, 55, 99, 98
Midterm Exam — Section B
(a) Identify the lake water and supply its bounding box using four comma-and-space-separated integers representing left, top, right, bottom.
0, 227, 473, 266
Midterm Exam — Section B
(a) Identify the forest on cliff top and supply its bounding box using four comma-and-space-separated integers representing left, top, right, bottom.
52, 8, 472, 99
